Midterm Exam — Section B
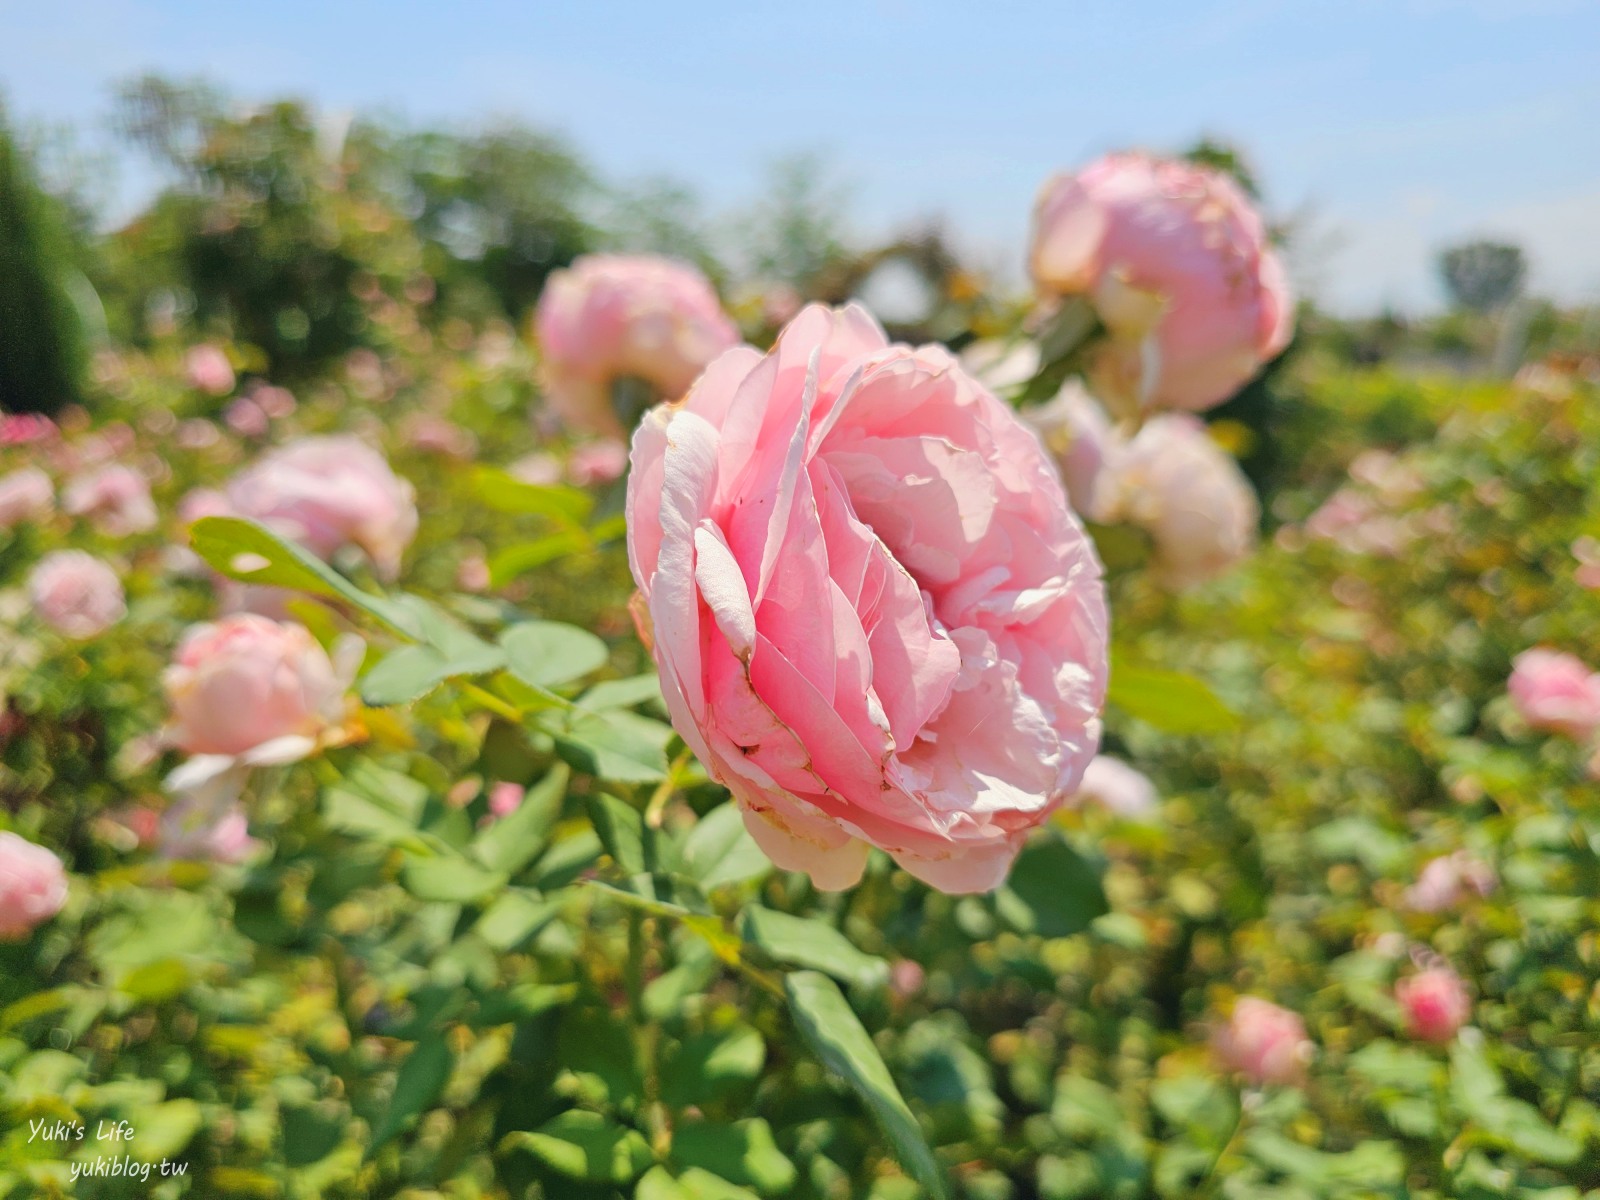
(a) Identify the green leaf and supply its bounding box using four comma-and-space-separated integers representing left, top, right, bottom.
742, 907, 887, 989
474, 889, 564, 951
470, 764, 570, 876
671, 1119, 796, 1194
556, 709, 673, 783
993, 831, 1108, 938
190, 516, 417, 634
1107, 657, 1239, 735
130, 1099, 202, 1161
471, 467, 594, 523
504, 1110, 654, 1183
660, 1024, 766, 1107
323, 786, 426, 851
401, 855, 507, 904
784, 971, 947, 1200
682, 804, 772, 890
580, 673, 666, 712
587, 792, 649, 874
533, 830, 604, 890
502, 620, 610, 688
490, 532, 595, 585
369, 1039, 453, 1152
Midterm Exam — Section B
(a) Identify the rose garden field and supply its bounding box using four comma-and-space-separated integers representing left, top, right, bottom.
0, 77, 1597, 1200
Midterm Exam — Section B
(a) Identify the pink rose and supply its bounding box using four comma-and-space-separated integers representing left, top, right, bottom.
164, 615, 360, 764
488, 782, 525, 819
626, 304, 1108, 893
1396, 966, 1471, 1043
1074, 754, 1159, 820
0, 413, 57, 446
1213, 997, 1312, 1086
0, 467, 53, 527
567, 439, 630, 488
224, 435, 418, 579
184, 344, 236, 396
0, 832, 69, 940
1024, 382, 1115, 518
1095, 414, 1259, 587
402, 412, 477, 458
29, 550, 126, 638
1405, 852, 1496, 913
535, 254, 740, 436
157, 799, 260, 864
1507, 648, 1600, 738
224, 398, 270, 437
62, 464, 158, 536
1029, 153, 1293, 416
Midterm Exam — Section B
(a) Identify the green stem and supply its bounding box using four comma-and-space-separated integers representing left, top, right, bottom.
1198, 1090, 1248, 1195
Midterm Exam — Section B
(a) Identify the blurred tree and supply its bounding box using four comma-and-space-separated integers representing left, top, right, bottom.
110, 77, 426, 378
736, 153, 852, 294
0, 102, 87, 414
379, 122, 595, 321
1437, 239, 1526, 312
599, 176, 723, 281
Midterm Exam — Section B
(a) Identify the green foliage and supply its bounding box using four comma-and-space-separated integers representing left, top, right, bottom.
0, 103, 86, 413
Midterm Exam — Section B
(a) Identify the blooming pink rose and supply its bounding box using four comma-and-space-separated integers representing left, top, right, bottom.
1074, 754, 1159, 820
0, 832, 69, 940
184, 344, 236, 396
1396, 967, 1471, 1043
1213, 997, 1313, 1086
626, 304, 1108, 893
1029, 153, 1293, 416
1405, 852, 1496, 913
536, 254, 740, 436
1024, 382, 1115, 518
29, 550, 126, 638
1507, 648, 1600, 738
0, 467, 53, 527
62, 464, 158, 536
1094, 414, 1259, 587
164, 615, 359, 764
567, 439, 630, 487
224, 435, 418, 579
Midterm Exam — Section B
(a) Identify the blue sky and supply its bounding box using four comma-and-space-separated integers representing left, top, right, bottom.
2, 0, 1597, 313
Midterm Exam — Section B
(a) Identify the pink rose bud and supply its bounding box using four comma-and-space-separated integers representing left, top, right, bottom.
1023, 382, 1115, 519
0, 831, 69, 940
0, 467, 54, 528
61, 464, 158, 537
0, 413, 57, 445
1095, 414, 1259, 587
1404, 852, 1496, 913
488, 782, 525, 819
1213, 997, 1313, 1086
164, 615, 358, 763
1396, 966, 1471, 1043
625, 304, 1108, 893
184, 344, 236, 396
225, 435, 418, 579
510, 452, 563, 486
1073, 755, 1159, 820
456, 554, 491, 593
1507, 648, 1600, 738
535, 254, 740, 436
402, 412, 476, 458
566, 439, 630, 488
224, 398, 270, 437
29, 550, 126, 638
1029, 153, 1293, 416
